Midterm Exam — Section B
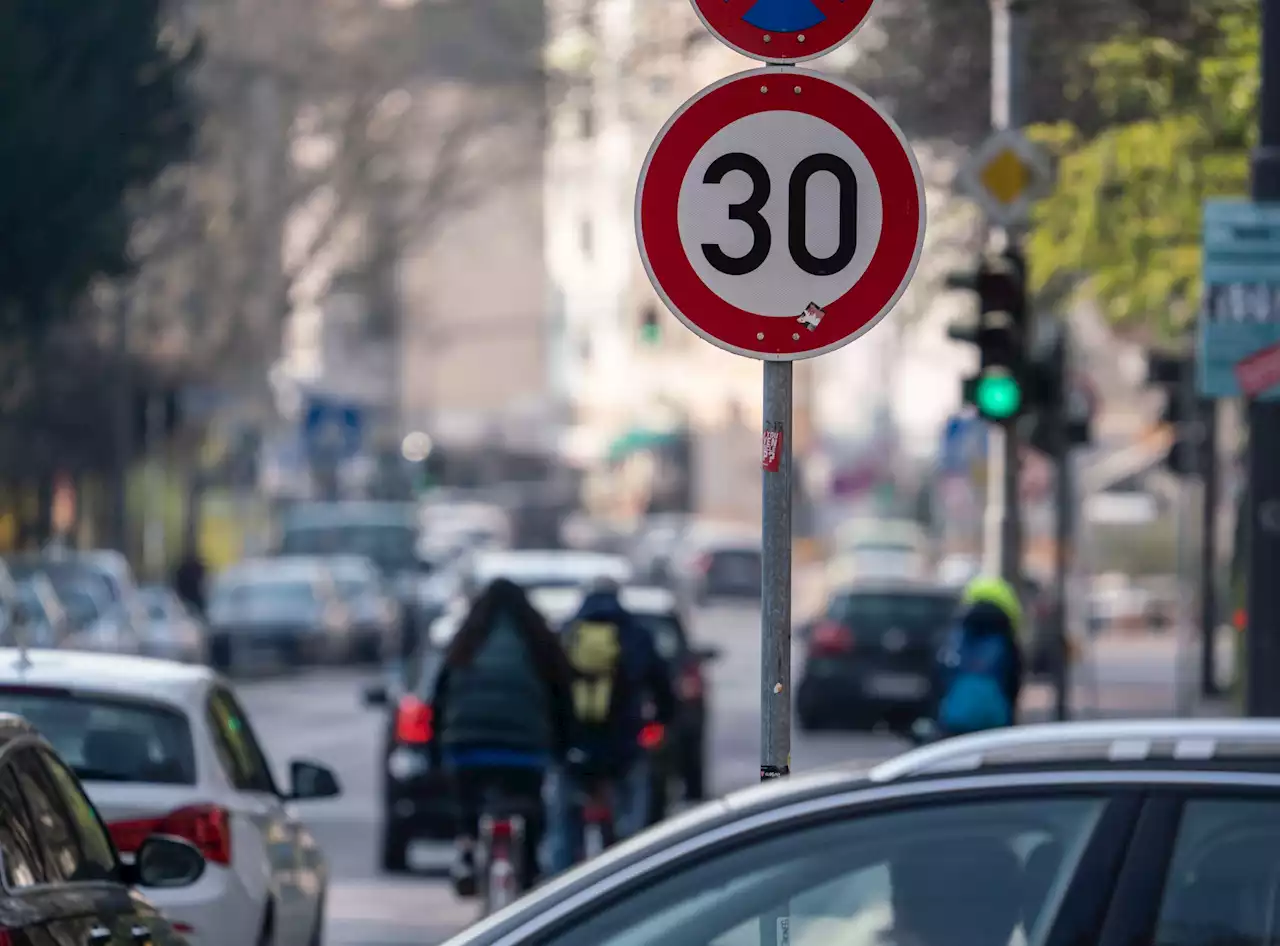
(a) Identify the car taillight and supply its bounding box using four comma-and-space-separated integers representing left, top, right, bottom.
810, 621, 855, 656
394, 696, 434, 744
488, 819, 514, 842
109, 804, 232, 866
678, 664, 703, 700
638, 722, 665, 749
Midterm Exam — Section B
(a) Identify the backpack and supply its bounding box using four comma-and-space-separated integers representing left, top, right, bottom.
562, 618, 629, 768
937, 632, 1013, 734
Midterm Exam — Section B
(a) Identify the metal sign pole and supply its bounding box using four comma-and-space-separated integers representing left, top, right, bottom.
761, 360, 793, 782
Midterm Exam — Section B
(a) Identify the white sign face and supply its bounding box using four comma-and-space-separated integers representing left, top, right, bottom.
954, 128, 1053, 228
676, 110, 885, 317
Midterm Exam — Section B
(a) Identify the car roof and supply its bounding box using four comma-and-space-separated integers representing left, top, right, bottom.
282, 501, 417, 530
0, 648, 212, 704
828, 577, 957, 597
469, 550, 633, 586
444, 717, 1280, 946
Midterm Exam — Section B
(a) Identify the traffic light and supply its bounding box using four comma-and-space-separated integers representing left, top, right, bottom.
640, 305, 661, 345
1147, 351, 1202, 477
946, 247, 1029, 424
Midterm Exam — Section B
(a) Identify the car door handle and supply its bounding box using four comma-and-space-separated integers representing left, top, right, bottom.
87, 927, 112, 946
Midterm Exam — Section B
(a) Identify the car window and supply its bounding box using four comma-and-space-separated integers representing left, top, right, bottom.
0, 688, 196, 785
218, 580, 319, 619
634, 613, 687, 661
0, 766, 44, 888
40, 751, 117, 881
280, 524, 418, 573
827, 592, 959, 638
540, 796, 1107, 946
207, 688, 278, 795
10, 748, 111, 884
1153, 799, 1280, 946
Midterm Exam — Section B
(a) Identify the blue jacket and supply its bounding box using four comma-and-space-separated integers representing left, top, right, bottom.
937, 600, 1024, 714
560, 591, 676, 768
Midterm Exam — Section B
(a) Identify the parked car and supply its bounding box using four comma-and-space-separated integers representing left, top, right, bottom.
137, 585, 208, 664
8, 552, 147, 655
0, 711, 208, 945
796, 578, 960, 732
207, 558, 350, 669
528, 584, 720, 815
325, 555, 402, 663
0, 649, 341, 946
436, 718, 1280, 946
14, 574, 72, 648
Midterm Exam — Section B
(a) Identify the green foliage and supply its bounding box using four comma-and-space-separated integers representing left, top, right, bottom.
1027, 0, 1257, 340
0, 1, 199, 336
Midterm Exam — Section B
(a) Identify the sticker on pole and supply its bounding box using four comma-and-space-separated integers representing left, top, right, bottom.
762, 426, 784, 471
689, 0, 878, 63
636, 67, 925, 362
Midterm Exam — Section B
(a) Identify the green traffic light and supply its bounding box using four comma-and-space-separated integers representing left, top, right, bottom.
975, 370, 1022, 419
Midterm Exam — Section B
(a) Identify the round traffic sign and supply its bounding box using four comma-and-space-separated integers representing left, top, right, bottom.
635, 68, 925, 361
689, 0, 877, 63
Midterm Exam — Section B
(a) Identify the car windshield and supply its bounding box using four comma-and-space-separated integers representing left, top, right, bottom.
0, 688, 196, 784
218, 580, 318, 619
15, 583, 44, 618
10, 561, 117, 606
280, 524, 418, 573
828, 591, 959, 637
633, 612, 685, 661
335, 576, 375, 599
58, 586, 104, 628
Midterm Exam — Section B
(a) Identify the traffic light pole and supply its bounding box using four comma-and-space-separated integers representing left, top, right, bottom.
1200, 399, 1220, 697
989, 0, 1030, 583
1245, 0, 1280, 717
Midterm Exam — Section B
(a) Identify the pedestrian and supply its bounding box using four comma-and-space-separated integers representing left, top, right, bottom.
935, 575, 1025, 735
429, 578, 574, 896
173, 544, 207, 617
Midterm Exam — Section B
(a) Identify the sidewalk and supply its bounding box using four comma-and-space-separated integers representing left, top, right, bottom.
1020, 630, 1238, 722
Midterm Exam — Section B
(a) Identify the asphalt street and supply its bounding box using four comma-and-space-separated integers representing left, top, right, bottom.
236, 599, 907, 946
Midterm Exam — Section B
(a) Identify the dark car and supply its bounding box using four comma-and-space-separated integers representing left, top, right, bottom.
436, 718, 1280, 946
673, 533, 762, 604
529, 585, 720, 820
0, 712, 208, 944
362, 648, 455, 872
796, 579, 959, 732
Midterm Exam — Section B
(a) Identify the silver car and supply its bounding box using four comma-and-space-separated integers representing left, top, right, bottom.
137, 585, 208, 664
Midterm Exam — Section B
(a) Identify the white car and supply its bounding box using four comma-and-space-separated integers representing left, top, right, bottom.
0, 648, 339, 946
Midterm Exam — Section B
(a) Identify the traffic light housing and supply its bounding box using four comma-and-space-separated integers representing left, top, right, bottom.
1147, 351, 1202, 477
946, 247, 1029, 424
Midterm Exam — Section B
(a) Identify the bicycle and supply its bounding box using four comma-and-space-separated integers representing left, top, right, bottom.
474, 792, 540, 916
577, 778, 616, 860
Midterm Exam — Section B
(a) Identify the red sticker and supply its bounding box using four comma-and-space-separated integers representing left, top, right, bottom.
762, 428, 784, 472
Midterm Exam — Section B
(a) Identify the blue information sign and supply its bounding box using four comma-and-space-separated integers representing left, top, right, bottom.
940, 413, 985, 475
303, 398, 363, 460
1198, 199, 1280, 399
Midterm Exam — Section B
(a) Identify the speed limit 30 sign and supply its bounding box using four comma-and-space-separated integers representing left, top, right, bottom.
635, 67, 925, 361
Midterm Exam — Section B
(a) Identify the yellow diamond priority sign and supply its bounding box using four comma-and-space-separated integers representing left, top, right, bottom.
957, 129, 1052, 227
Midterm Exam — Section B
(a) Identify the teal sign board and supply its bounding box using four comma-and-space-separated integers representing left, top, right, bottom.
1199, 199, 1280, 399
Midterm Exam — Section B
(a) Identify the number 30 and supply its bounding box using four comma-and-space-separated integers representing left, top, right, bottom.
700, 151, 858, 277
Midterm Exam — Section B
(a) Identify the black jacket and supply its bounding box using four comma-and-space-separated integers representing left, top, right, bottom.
431, 616, 572, 763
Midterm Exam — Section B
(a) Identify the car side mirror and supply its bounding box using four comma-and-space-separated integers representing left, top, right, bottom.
691, 645, 721, 662
129, 835, 206, 888
289, 759, 341, 800
362, 683, 388, 707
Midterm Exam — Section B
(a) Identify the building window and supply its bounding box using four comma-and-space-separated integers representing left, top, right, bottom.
580, 219, 593, 257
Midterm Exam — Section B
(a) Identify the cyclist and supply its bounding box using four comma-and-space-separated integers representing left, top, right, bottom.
934, 575, 1025, 735
547, 577, 676, 873
429, 577, 575, 896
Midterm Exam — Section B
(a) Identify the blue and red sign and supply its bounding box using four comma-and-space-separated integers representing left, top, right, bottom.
689, 0, 877, 62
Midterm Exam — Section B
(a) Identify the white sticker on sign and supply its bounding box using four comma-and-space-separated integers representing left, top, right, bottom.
777, 917, 790, 946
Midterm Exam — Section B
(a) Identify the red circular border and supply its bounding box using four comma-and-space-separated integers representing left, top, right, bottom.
691, 0, 876, 63
637, 69, 924, 360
